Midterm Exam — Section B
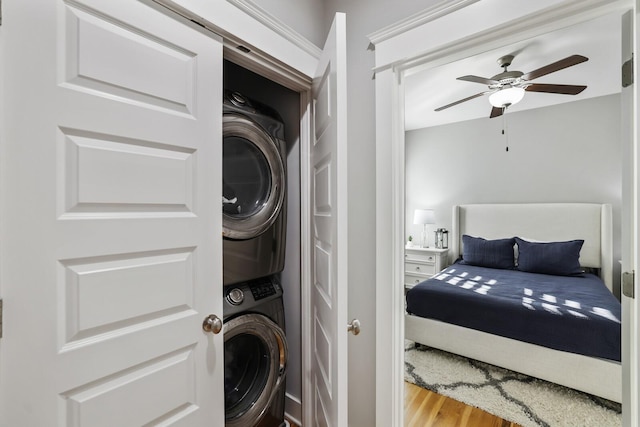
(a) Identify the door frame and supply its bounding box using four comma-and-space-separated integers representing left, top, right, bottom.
143, 4, 355, 426
370, 0, 634, 425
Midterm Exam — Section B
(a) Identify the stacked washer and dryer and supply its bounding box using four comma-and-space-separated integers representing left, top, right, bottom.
222, 89, 289, 427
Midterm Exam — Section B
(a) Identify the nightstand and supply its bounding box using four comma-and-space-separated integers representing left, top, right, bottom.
404, 247, 449, 289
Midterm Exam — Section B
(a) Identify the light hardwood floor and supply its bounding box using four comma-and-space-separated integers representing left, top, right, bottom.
405, 381, 521, 427
287, 383, 520, 427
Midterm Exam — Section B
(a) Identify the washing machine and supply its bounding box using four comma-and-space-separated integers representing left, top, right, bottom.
223, 276, 288, 427
223, 90, 287, 286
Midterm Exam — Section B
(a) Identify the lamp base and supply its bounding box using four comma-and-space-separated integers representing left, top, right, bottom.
421, 226, 428, 248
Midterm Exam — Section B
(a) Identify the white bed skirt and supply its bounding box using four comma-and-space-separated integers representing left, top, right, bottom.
405, 313, 622, 403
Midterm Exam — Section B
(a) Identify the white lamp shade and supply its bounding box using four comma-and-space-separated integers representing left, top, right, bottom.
413, 209, 435, 225
488, 86, 525, 108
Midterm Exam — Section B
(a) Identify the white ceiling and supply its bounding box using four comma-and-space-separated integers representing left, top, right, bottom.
403, 12, 622, 131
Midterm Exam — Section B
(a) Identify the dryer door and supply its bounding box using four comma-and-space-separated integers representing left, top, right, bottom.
222, 114, 285, 240
224, 313, 288, 427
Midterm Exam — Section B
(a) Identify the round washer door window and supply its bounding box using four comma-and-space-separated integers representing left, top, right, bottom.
223, 114, 285, 240
224, 313, 288, 427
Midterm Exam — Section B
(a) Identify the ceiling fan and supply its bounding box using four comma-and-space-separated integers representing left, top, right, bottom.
434, 54, 589, 118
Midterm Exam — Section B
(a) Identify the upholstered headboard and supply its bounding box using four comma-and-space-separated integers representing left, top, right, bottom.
451, 203, 613, 292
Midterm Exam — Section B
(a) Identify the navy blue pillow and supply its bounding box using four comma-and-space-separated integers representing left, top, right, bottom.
515, 237, 584, 276
461, 235, 516, 270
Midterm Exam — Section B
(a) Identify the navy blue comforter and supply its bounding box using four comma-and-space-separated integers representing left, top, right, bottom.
406, 262, 621, 361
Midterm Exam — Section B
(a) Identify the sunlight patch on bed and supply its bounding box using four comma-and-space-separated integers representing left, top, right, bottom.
522, 297, 535, 310
568, 310, 588, 319
564, 300, 581, 309
447, 277, 461, 286
474, 285, 491, 295
542, 294, 557, 303
591, 307, 621, 323
461, 281, 477, 289
542, 303, 562, 315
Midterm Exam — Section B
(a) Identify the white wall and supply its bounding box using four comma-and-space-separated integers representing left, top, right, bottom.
405, 94, 623, 294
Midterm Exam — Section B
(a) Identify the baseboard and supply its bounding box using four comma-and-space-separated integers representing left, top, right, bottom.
284, 392, 302, 426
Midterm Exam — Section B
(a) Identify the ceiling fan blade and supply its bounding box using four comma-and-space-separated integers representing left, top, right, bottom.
489, 106, 503, 118
520, 54, 588, 81
457, 75, 499, 85
525, 83, 587, 95
435, 91, 490, 112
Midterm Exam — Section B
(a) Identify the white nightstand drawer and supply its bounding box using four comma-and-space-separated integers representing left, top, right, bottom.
405, 261, 436, 276
404, 273, 426, 288
405, 252, 437, 263
403, 247, 448, 290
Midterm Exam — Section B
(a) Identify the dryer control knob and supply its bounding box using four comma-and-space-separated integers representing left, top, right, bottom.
230, 91, 247, 106
227, 288, 244, 305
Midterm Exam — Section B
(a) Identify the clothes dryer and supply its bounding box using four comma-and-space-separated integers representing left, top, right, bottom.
223, 276, 288, 427
222, 90, 287, 285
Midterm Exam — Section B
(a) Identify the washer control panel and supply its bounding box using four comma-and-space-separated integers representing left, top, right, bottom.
223, 277, 283, 318
250, 280, 276, 301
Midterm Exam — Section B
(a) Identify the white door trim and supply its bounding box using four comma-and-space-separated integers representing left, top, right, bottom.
151, 0, 318, 79
299, 88, 314, 427
372, 1, 635, 425
369, 0, 629, 75
224, 0, 321, 59
374, 67, 406, 427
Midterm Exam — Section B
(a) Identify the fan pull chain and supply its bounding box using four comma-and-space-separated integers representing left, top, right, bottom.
502, 107, 509, 151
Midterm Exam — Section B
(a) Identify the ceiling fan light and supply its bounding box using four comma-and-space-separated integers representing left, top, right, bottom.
488, 86, 525, 108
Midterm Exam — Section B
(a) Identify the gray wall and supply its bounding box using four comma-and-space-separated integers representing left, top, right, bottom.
405, 94, 623, 294
253, 0, 326, 47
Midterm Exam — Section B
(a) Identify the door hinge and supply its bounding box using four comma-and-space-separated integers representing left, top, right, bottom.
0, 299, 3, 338
622, 54, 634, 88
622, 271, 635, 298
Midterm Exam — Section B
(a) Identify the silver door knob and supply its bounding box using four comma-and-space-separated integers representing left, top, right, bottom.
202, 314, 223, 334
347, 319, 361, 336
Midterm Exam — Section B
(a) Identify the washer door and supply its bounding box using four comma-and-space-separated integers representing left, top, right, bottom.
224, 313, 288, 427
223, 114, 285, 240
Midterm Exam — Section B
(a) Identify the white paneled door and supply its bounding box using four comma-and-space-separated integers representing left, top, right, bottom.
0, 1, 224, 425
309, 13, 349, 427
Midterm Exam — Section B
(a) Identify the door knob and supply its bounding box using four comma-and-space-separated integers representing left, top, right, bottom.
202, 314, 223, 334
347, 319, 361, 336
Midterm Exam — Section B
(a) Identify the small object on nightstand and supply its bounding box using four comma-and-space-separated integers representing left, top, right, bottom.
434, 228, 449, 249
404, 247, 448, 289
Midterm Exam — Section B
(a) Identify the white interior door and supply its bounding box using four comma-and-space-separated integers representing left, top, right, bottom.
308, 12, 349, 427
0, 1, 224, 425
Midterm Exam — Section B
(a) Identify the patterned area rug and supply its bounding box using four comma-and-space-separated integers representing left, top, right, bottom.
405, 342, 621, 427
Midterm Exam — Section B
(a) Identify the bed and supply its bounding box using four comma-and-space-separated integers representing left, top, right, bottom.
404, 203, 622, 403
